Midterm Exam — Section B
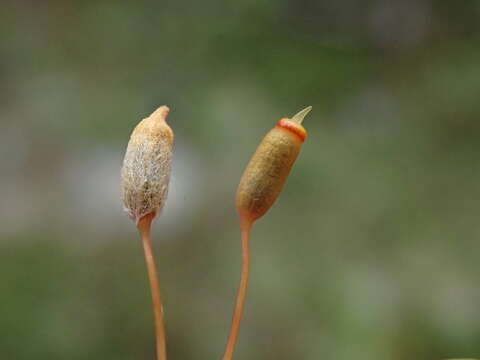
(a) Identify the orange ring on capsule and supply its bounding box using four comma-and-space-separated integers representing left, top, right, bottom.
276, 119, 307, 142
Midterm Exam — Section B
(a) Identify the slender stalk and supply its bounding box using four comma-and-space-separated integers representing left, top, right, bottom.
138, 213, 167, 360
222, 216, 253, 360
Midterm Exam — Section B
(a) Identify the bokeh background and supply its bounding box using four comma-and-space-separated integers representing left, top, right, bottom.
2, 1, 480, 359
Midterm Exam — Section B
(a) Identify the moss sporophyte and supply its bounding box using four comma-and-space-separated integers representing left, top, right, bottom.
120, 105, 311, 360
121, 106, 173, 360
223, 106, 312, 360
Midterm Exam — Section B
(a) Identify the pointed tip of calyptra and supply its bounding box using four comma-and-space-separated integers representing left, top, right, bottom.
149, 105, 170, 123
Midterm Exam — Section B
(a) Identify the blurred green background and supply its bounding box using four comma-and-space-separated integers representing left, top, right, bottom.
2, 1, 480, 359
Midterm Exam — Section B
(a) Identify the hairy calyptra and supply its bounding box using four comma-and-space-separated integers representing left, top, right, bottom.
121, 105, 173, 223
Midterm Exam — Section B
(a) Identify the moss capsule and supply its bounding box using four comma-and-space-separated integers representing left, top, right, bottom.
236, 106, 311, 222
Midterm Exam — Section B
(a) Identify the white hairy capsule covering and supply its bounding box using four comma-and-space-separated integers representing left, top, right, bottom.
121, 106, 174, 223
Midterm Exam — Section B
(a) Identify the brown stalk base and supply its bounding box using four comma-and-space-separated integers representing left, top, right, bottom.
222, 216, 253, 360
138, 213, 167, 360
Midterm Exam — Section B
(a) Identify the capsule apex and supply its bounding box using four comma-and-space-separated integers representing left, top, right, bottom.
291, 106, 312, 124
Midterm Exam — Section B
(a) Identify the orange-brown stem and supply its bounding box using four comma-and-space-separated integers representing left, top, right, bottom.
222, 215, 253, 360
138, 213, 167, 360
